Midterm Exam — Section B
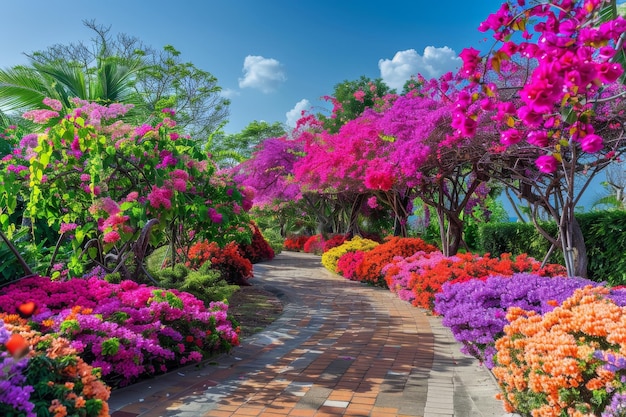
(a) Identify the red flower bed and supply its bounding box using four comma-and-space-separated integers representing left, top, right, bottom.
322, 234, 347, 252
284, 235, 310, 251
303, 234, 325, 254
408, 252, 566, 310
355, 237, 438, 286
187, 241, 253, 285
238, 222, 275, 263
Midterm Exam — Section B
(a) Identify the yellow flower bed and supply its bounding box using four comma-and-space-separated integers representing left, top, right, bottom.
321, 236, 379, 274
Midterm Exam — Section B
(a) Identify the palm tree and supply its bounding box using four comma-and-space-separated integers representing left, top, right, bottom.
0, 56, 143, 120
592, 165, 626, 211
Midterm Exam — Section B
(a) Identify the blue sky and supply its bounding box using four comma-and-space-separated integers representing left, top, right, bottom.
1, 0, 504, 134
0, 0, 620, 213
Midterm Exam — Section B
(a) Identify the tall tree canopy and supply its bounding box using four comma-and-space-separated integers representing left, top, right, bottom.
0, 20, 229, 139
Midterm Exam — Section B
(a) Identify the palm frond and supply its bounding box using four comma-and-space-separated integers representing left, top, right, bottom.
94, 58, 142, 103
592, 194, 624, 210
0, 66, 49, 112
32, 61, 87, 107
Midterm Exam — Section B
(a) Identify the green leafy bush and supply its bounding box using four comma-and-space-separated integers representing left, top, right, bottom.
260, 228, 283, 255
478, 211, 626, 285
151, 262, 238, 304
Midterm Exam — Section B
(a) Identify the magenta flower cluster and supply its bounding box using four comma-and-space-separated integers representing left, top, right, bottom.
0, 276, 240, 387
382, 251, 456, 302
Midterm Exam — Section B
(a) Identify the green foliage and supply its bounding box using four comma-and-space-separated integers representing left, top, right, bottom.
250, 201, 317, 238
101, 337, 120, 356
211, 120, 286, 166
104, 272, 122, 284
318, 76, 394, 133
151, 262, 238, 305
59, 319, 80, 335
477, 211, 626, 285
463, 195, 509, 251
0, 228, 47, 284
478, 222, 551, 259
151, 289, 184, 309
577, 211, 626, 285
260, 228, 283, 254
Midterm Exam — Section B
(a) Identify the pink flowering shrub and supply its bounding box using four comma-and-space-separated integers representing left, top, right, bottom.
382, 251, 454, 302
336, 250, 366, 280
0, 275, 240, 387
0, 99, 252, 280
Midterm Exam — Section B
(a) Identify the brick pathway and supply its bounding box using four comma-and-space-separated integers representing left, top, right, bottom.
110, 252, 504, 417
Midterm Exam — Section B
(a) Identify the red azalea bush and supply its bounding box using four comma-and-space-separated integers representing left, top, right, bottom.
303, 234, 325, 254
187, 241, 253, 285
322, 234, 348, 252
284, 235, 310, 252
238, 222, 275, 263
355, 237, 438, 286
336, 250, 366, 280
406, 252, 566, 310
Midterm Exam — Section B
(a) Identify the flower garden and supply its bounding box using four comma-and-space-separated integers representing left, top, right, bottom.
281, 233, 626, 416
2, 0, 626, 416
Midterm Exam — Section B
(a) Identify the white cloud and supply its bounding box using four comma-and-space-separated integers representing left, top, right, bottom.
285, 99, 310, 127
238, 55, 286, 93
220, 88, 240, 99
378, 46, 462, 90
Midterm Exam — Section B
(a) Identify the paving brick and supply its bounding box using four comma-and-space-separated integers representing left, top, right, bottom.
109, 252, 504, 417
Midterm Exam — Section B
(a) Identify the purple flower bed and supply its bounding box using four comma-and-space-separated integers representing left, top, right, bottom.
433, 273, 605, 368
0, 321, 33, 416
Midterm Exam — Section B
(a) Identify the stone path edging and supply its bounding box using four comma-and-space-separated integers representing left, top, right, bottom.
110, 251, 505, 417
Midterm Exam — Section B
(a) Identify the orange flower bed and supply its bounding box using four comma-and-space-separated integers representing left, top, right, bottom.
493, 286, 626, 416
355, 236, 438, 286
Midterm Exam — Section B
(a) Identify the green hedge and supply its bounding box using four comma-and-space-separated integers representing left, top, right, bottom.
477, 211, 626, 285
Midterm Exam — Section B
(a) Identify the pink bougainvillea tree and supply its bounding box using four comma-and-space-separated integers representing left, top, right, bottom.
292, 113, 395, 236
376, 84, 496, 255
453, 0, 626, 276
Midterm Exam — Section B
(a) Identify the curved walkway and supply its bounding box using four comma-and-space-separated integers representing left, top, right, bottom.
109, 252, 505, 417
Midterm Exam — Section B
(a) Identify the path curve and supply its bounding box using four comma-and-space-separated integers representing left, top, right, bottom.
110, 251, 505, 417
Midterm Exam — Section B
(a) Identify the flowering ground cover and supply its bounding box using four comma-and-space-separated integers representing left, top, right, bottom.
0, 275, 240, 388
434, 273, 603, 368
1, 316, 111, 417
321, 235, 380, 275
315, 234, 626, 414
493, 286, 626, 416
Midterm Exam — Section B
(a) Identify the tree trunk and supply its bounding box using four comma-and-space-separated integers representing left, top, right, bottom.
436, 206, 449, 257
447, 218, 463, 256
345, 195, 364, 237
570, 216, 588, 278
